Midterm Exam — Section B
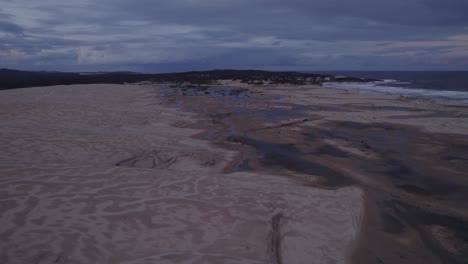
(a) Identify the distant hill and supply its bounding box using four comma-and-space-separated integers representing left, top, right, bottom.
0, 68, 143, 90
0, 68, 377, 90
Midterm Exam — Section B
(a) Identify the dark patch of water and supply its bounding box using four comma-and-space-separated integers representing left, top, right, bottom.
444, 155, 468, 161
381, 212, 407, 234
388, 113, 468, 119
349, 105, 426, 112
305, 121, 467, 196
396, 184, 440, 196
313, 144, 349, 157
226, 135, 354, 188
384, 200, 468, 264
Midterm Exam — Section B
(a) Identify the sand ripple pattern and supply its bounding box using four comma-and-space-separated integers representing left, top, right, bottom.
0, 84, 364, 264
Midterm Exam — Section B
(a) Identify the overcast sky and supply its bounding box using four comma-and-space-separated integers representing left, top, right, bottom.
1, 0, 468, 72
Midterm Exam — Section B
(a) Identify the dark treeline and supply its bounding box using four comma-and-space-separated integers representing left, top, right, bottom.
0, 68, 377, 90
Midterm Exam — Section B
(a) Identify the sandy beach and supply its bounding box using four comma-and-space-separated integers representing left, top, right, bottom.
1, 82, 467, 263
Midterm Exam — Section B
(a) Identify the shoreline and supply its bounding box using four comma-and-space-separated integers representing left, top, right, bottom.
1, 82, 467, 263
322, 81, 468, 103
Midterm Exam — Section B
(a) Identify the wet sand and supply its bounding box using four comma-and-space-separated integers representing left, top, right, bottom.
1, 82, 467, 263
156, 82, 468, 263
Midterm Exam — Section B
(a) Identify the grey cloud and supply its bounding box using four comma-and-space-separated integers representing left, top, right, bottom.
0, 9, 13, 19
269, 0, 468, 27
0, 21, 23, 34
23, 1, 468, 42
1, 0, 467, 71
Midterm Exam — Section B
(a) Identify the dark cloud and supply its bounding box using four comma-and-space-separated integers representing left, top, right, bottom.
0, 0, 467, 71
279, 0, 468, 27
0, 21, 23, 34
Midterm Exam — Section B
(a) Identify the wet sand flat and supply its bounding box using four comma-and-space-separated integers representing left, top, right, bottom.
0, 84, 364, 264
155, 82, 468, 263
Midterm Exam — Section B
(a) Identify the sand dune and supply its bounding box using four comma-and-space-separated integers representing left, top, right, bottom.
0, 84, 364, 264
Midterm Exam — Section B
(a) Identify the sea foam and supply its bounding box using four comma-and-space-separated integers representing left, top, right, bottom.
323, 80, 468, 102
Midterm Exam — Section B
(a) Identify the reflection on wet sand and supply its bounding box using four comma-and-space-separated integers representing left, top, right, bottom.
162, 83, 468, 264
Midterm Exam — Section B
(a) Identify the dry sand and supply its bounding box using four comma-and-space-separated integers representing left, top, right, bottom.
0, 84, 364, 264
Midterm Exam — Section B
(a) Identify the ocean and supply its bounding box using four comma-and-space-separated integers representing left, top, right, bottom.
318, 71, 468, 102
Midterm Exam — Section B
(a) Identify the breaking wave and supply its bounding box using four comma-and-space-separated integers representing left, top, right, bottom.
323, 80, 468, 102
